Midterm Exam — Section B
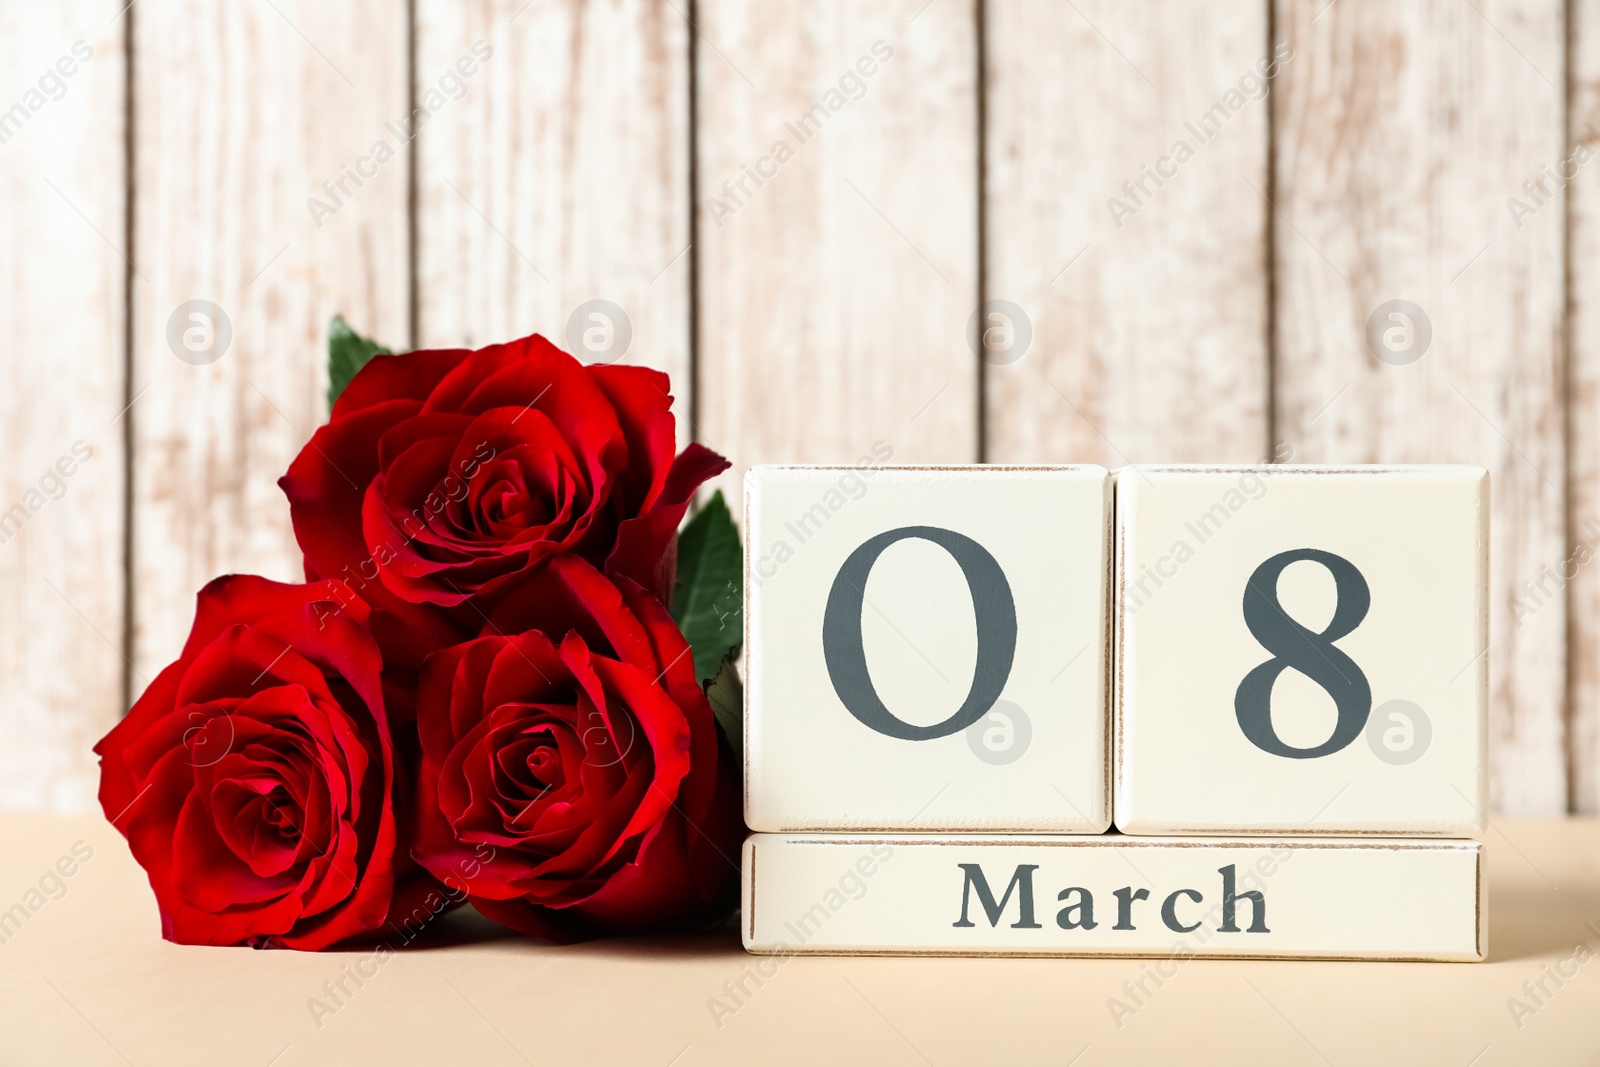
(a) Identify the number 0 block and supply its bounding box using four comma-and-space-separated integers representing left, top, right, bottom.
745, 465, 1111, 832
1113, 466, 1488, 836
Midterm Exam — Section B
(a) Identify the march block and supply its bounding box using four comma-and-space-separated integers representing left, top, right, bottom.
1113, 465, 1488, 836
741, 833, 1484, 961
744, 464, 1111, 832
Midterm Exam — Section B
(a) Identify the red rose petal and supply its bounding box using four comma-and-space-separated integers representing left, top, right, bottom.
332, 346, 467, 419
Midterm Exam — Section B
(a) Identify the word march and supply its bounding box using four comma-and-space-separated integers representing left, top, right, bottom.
953, 862, 1271, 935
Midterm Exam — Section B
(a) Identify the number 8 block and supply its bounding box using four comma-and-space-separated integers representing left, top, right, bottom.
745, 464, 1112, 832
1113, 466, 1487, 836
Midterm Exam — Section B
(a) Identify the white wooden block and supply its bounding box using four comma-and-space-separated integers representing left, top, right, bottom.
745, 465, 1110, 832
1114, 466, 1488, 836
742, 833, 1484, 961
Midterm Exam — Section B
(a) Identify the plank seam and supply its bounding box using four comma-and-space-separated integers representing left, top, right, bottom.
976, 0, 989, 464
687, 0, 702, 447
119, 0, 138, 722
406, 0, 419, 350
1264, 0, 1280, 466
1562, 0, 1578, 815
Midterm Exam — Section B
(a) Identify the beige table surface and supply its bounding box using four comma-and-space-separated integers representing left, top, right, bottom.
1, 813, 1597, 1066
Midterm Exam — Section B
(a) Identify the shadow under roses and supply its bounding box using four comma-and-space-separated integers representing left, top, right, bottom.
344, 907, 743, 957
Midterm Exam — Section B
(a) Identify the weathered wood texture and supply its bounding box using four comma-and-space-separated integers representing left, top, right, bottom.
984, 0, 1270, 466
5, 0, 1598, 815
1567, 0, 1600, 815
0, 2, 126, 811
129, 0, 411, 691
413, 0, 691, 443
694, 0, 981, 496
1272, 0, 1567, 814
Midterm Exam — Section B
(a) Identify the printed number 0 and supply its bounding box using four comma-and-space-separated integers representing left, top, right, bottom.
1235, 548, 1373, 759
822, 527, 1018, 741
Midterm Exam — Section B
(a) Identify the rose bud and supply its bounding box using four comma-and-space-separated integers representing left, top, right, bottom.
94, 576, 437, 949
411, 555, 740, 938
279, 333, 729, 666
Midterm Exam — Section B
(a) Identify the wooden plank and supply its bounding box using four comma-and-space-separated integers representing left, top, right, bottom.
695, 0, 980, 490
0, 3, 126, 810
131, 1, 410, 689
413, 0, 691, 440
984, 0, 1270, 466
1272, 0, 1566, 814
1568, 0, 1600, 815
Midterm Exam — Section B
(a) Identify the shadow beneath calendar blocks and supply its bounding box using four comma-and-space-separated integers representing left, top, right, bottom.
1483, 817, 1600, 963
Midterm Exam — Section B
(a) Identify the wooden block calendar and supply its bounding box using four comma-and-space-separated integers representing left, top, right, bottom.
740, 463, 1490, 961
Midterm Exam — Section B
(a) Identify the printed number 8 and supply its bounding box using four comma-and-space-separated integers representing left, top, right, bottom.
1235, 548, 1373, 759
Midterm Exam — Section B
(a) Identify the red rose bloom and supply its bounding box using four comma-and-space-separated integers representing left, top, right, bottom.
279, 334, 728, 665
411, 556, 740, 938
94, 576, 429, 949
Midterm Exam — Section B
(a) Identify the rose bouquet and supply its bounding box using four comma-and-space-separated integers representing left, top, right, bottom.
95, 321, 746, 948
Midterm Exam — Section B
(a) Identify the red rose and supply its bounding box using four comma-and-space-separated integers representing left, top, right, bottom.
94, 576, 432, 949
279, 334, 728, 665
411, 556, 740, 938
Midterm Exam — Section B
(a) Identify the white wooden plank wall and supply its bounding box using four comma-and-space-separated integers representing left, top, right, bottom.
0, 2, 126, 810
1272, 0, 1567, 815
985, 0, 1269, 466
2, 0, 1597, 815
129, 0, 411, 692
1568, 0, 1600, 815
695, 0, 981, 499
414, 0, 691, 435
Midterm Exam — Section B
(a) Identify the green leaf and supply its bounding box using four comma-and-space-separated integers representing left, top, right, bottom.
671, 490, 743, 682
327, 314, 392, 410
704, 654, 742, 760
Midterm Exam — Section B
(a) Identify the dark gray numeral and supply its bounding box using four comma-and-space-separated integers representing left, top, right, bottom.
1234, 548, 1372, 759
822, 527, 1017, 741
